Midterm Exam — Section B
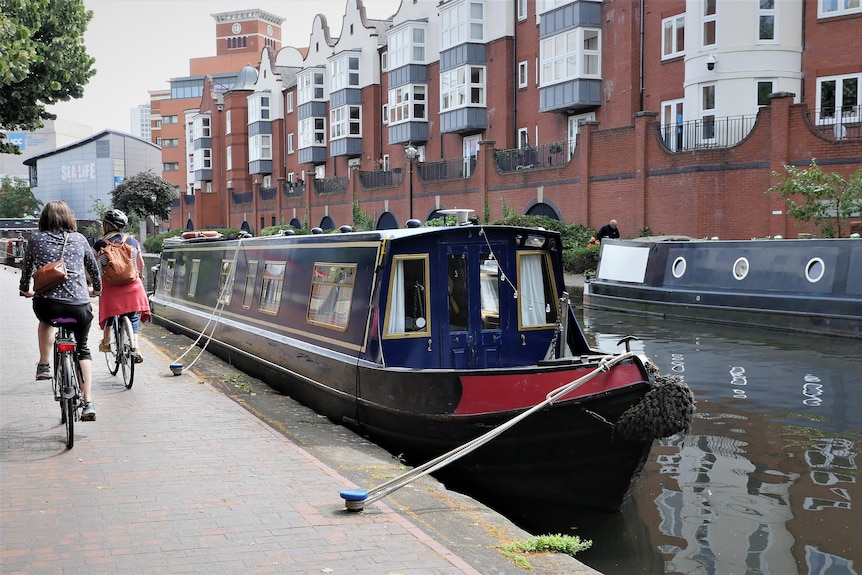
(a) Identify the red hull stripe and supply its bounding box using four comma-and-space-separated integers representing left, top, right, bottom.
455, 363, 644, 415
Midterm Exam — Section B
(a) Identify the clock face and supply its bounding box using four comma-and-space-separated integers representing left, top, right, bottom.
267, 25, 273, 36
232, 23, 241, 34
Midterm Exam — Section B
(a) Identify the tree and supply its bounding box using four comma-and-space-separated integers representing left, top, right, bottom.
0, 176, 42, 217
111, 170, 174, 220
767, 160, 862, 238
0, 0, 96, 154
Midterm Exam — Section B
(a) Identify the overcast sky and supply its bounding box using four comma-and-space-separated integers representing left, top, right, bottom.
47, 0, 401, 135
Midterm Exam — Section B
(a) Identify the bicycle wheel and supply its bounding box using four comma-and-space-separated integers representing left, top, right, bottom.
119, 315, 135, 389
104, 317, 121, 376
61, 353, 75, 449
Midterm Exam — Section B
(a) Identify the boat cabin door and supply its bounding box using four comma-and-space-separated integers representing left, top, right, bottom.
444, 245, 503, 369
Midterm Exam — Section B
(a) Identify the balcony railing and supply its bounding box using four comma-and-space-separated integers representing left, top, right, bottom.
282, 181, 305, 198
313, 176, 348, 196
359, 168, 404, 189
658, 115, 757, 151
232, 190, 253, 205
183, 194, 195, 205
417, 157, 476, 182
259, 186, 277, 201
809, 106, 862, 140
495, 142, 568, 173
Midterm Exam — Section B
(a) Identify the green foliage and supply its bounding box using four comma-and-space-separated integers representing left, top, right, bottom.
142, 227, 241, 253
352, 197, 375, 231
638, 226, 654, 237
0, 0, 96, 154
260, 224, 307, 236
111, 170, 174, 221
0, 176, 41, 216
491, 213, 596, 274
499, 534, 592, 569
767, 160, 862, 238
564, 246, 599, 275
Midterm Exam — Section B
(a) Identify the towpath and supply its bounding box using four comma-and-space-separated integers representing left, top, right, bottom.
0, 265, 599, 575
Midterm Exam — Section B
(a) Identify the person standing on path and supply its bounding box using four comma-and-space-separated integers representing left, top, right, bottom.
594, 219, 620, 242
18, 200, 102, 420
93, 209, 151, 363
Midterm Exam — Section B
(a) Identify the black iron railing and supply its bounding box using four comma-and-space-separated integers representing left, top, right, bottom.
359, 169, 404, 189
313, 176, 348, 196
232, 191, 253, 205
259, 186, 277, 201
658, 115, 757, 151
495, 142, 568, 173
809, 106, 862, 140
282, 181, 305, 197
416, 157, 476, 182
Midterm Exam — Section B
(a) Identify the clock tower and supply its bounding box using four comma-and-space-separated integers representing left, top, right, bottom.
213, 9, 283, 57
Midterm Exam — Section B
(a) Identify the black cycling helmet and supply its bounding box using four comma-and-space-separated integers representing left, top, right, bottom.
103, 209, 128, 230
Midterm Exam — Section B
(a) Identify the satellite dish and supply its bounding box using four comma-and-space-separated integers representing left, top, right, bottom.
834, 122, 846, 140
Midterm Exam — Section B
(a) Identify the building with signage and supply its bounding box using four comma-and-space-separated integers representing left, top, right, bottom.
23, 130, 162, 220
1, 119, 93, 180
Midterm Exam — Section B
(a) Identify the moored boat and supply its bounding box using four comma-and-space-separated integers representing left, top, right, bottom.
149, 219, 694, 512
584, 237, 862, 338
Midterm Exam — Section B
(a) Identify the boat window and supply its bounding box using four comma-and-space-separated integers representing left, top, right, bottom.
260, 260, 286, 315
384, 255, 430, 337
517, 251, 556, 328
164, 258, 176, 292
672, 256, 687, 278
732, 257, 750, 280
448, 254, 469, 331
218, 259, 234, 304
242, 260, 258, 309
805, 257, 825, 283
188, 259, 201, 297
307, 263, 356, 331
480, 254, 500, 329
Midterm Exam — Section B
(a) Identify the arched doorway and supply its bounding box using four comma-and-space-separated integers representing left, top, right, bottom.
241, 221, 252, 234
289, 217, 301, 229
186, 218, 194, 230
526, 203, 560, 220
320, 216, 335, 231
376, 212, 398, 230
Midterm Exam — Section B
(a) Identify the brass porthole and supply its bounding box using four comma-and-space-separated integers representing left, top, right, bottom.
672, 256, 687, 278
805, 257, 825, 283
733, 257, 749, 280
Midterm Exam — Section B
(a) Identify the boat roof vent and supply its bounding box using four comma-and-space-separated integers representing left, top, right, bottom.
311, 227, 323, 234
437, 209, 475, 226
406, 219, 423, 228
340, 225, 353, 233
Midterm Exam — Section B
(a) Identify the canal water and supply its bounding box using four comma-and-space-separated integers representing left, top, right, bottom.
542, 308, 862, 575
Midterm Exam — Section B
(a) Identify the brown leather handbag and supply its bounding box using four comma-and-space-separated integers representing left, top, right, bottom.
32, 234, 68, 295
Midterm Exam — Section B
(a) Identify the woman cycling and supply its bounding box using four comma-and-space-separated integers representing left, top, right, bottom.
93, 209, 151, 363
19, 200, 102, 421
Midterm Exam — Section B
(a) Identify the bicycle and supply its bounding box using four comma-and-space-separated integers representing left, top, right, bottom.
102, 313, 135, 389
51, 318, 83, 449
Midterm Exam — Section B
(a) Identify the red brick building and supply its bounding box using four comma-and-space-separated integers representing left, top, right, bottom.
155, 0, 861, 240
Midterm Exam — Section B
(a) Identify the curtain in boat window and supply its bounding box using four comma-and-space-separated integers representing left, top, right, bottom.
385, 256, 429, 336
519, 252, 549, 327
387, 259, 407, 334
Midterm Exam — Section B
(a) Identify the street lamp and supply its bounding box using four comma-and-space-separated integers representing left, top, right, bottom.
404, 142, 418, 221
150, 194, 158, 235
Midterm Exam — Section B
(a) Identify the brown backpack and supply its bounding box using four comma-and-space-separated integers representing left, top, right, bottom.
101, 234, 138, 285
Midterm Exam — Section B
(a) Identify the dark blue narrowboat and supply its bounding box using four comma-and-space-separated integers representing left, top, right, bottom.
150, 220, 693, 512
584, 237, 862, 338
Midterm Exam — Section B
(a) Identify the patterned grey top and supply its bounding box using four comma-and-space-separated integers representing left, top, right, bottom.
19, 231, 102, 304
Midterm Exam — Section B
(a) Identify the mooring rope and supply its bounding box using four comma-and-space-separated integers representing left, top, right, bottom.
169, 238, 243, 371
341, 351, 638, 510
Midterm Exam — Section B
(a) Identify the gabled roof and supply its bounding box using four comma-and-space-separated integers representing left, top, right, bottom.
23, 130, 159, 166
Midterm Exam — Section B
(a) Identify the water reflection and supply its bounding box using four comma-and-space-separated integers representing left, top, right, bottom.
572, 309, 861, 575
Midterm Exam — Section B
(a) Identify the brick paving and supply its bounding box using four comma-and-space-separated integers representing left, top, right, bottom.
1, 265, 600, 575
